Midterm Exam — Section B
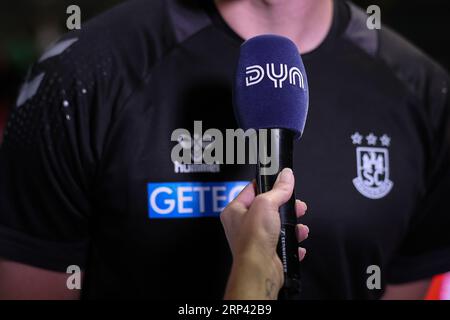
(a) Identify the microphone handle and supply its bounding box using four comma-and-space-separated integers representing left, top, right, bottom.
256, 128, 301, 300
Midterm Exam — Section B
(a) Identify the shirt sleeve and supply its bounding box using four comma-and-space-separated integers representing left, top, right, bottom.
0, 35, 109, 272
388, 69, 450, 284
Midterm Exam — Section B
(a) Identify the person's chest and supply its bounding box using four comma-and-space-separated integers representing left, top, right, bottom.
87, 44, 426, 298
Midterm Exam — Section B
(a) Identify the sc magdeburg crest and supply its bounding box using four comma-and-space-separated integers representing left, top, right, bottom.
351, 132, 393, 199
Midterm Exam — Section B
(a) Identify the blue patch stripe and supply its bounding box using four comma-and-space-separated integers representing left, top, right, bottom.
148, 181, 249, 219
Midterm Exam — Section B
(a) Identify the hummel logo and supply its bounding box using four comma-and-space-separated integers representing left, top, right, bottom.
16, 38, 79, 108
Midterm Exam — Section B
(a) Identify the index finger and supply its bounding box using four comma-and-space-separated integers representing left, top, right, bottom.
231, 180, 256, 209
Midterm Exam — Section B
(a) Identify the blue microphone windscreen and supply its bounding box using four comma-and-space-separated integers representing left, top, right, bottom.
233, 35, 309, 139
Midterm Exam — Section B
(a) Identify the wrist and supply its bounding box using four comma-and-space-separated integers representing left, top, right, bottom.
224, 250, 283, 300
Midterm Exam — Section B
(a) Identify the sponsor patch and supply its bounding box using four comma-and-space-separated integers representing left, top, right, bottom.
148, 181, 248, 219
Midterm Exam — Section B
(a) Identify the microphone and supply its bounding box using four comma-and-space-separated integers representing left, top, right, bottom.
233, 35, 309, 299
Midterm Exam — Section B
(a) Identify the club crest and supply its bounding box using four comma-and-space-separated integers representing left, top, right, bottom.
351, 132, 393, 199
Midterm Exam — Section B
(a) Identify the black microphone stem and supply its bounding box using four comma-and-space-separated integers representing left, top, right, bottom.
256, 128, 301, 300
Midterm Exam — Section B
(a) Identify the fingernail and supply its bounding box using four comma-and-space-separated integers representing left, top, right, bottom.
279, 168, 293, 183
299, 200, 307, 211
299, 247, 306, 259
297, 224, 309, 235
303, 224, 309, 234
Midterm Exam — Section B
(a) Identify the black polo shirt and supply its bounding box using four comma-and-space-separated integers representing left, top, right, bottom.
0, 0, 449, 299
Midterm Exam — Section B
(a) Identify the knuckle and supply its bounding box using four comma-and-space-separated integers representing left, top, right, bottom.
277, 181, 292, 193
220, 202, 241, 222
254, 194, 274, 209
220, 208, 229, 222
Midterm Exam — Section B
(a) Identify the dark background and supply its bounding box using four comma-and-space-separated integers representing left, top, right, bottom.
0, 0, 449, 138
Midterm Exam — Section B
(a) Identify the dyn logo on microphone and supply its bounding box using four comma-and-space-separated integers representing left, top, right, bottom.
245, 63, 305, 89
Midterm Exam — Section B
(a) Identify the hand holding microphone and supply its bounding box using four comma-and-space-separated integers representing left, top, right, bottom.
221, 169, 309, 300
233, 35, 309, 299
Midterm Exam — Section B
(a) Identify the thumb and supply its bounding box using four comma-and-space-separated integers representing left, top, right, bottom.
262, 168, 295, 208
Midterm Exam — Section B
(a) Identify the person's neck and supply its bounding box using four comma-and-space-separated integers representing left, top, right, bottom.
214, 0, 334, 53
